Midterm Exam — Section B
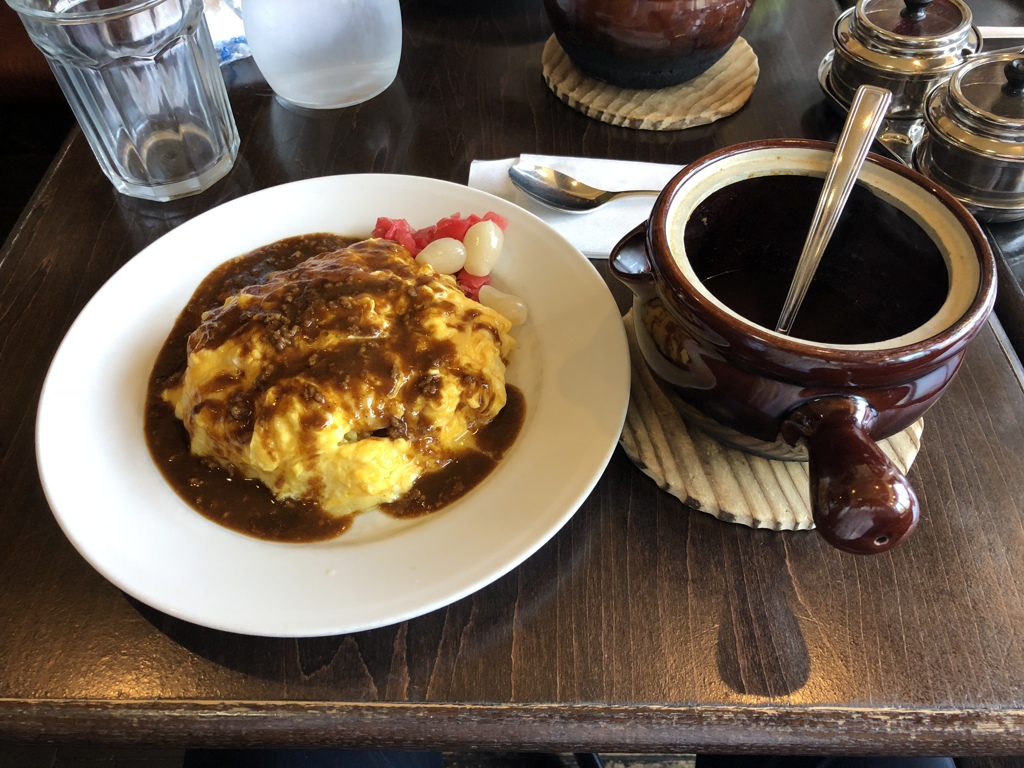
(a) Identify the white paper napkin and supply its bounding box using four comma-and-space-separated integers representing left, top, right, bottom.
468, 154, 682, 259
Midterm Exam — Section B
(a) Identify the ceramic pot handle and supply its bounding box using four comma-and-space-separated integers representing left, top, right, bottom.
781, 396, 919, 555
609, 222, 654, 290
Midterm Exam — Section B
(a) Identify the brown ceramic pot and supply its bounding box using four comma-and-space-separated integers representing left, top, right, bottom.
610, 139, 996, 555
543, 0, 756, 89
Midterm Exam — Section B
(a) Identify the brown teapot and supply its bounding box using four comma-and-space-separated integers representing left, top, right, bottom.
543, 0, 756, 88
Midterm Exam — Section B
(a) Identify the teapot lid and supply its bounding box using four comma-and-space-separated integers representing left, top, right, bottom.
858, 0, 971, 41
925, 53, 1024, 160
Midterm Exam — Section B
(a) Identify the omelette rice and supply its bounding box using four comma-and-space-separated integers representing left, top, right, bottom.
161, 237, 516, 518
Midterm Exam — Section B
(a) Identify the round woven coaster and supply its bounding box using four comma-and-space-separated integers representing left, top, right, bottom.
619, 311, 924, 531
541, 35, 759, 131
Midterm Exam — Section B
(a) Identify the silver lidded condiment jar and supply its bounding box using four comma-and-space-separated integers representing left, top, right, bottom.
829, 0, 981, 120
915, 54, 1024, 223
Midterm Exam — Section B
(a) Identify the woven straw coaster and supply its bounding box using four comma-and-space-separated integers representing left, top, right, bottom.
619, 311, 925, 530
541, 35, 759, 131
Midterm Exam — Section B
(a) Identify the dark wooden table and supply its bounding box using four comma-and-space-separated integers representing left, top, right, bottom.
4, 0, 1024, 757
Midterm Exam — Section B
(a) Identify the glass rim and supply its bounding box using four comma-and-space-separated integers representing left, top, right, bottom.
4, 0, 176, 24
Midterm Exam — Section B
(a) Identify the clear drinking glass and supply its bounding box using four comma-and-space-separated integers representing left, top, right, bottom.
243, 0, 402, 110
6, 0, 240, 202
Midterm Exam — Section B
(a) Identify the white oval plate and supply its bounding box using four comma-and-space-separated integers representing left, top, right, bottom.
36, 174, 630, 637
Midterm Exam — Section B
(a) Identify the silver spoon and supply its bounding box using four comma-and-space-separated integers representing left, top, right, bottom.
508, 164, 659, 214
775, 84, 893, 336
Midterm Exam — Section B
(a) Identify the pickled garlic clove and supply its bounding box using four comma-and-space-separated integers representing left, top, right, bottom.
463, 220, 503, 276
478, 285, 528, 325
415, 237, 466, 274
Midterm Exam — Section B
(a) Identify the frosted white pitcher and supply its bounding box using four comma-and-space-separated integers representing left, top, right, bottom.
243, 0, 402, 109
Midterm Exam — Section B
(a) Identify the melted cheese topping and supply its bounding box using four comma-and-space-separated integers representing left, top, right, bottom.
163, 238, 515, 516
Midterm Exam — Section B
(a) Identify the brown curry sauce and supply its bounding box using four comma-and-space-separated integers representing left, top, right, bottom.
144, 234, 525, 544
684, 175, 949, 345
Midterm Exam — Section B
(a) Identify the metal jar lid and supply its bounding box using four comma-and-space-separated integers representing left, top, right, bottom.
834, 0, 979, 77
916, 53, 1024, 222
924, 53, 1024, 159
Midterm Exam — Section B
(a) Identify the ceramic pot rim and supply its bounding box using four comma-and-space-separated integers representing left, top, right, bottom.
647, 138, 997, 383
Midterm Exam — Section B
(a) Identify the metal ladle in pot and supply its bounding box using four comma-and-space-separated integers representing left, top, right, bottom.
775, 85, 894, 335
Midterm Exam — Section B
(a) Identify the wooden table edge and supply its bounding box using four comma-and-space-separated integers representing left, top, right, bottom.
2, 699, 1024, 754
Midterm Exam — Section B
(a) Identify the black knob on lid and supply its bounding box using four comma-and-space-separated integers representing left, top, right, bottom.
1003, 58, 1024, 97
900, 0, 932, 22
